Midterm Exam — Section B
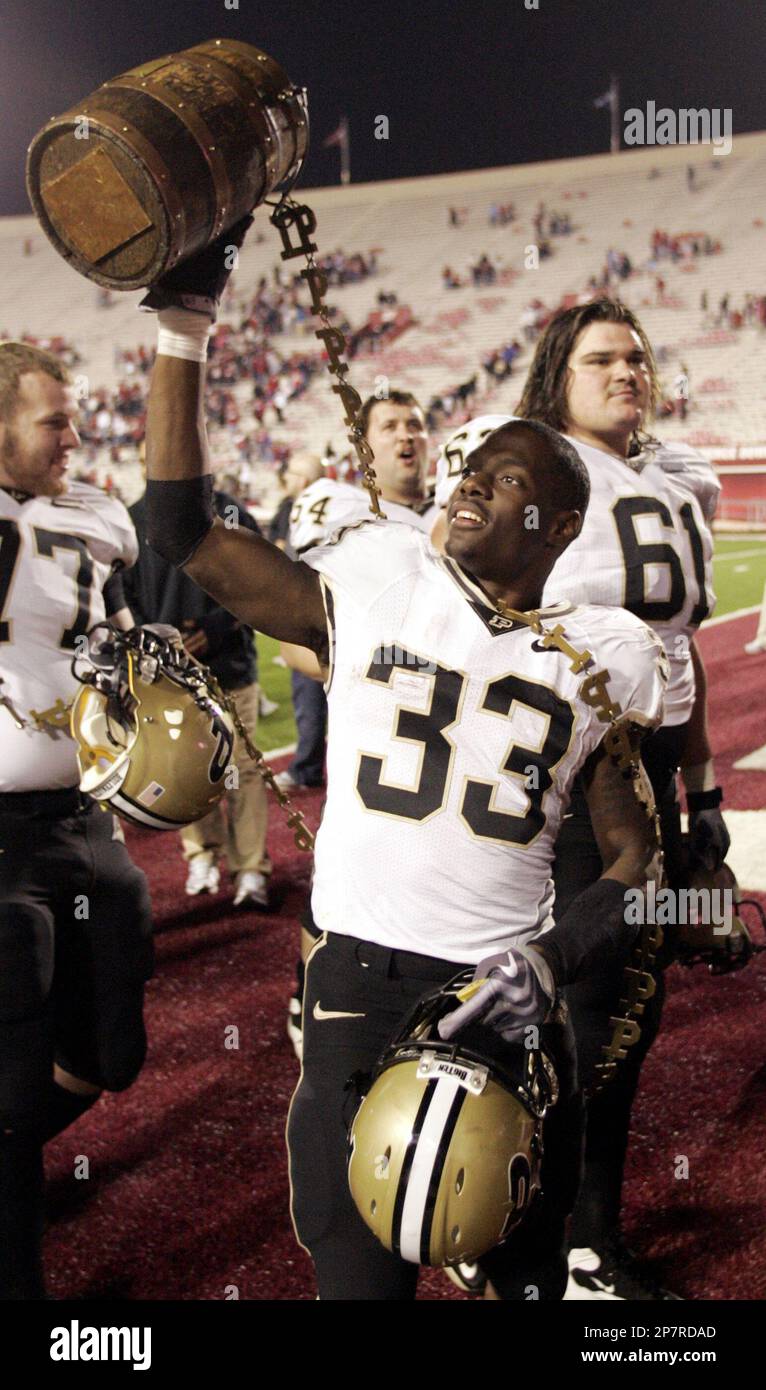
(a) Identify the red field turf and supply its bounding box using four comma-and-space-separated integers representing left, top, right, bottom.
43, 614, 766, 1300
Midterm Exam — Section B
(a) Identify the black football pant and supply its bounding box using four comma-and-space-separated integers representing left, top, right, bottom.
0, 788, 153, 1297
552, 725, 686, 1248
287, 931, 583, 1300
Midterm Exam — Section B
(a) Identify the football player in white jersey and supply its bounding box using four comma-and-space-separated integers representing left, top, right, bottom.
280, 391, 438, 1051
288, 389, 437, 556
514, 300, 727, 1299
0, 342, 153, 1299
141, 245, 669, 1297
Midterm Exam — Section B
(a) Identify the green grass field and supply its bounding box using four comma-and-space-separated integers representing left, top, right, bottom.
253, 534, 766, 754
254, 633, 298, 755
710, 535, 766, 615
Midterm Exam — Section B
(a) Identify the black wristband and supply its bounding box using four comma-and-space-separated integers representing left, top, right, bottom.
686, 786, 724, 813
538, 878, 636, 988
145, 476, 215, 568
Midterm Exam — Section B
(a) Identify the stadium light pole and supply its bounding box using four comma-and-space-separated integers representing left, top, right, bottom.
323, 116, 351, 185
594, 75, 621, 154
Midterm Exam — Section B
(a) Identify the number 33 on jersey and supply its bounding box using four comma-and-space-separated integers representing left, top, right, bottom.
0, 481, 137, 791
304, 523, 667, 965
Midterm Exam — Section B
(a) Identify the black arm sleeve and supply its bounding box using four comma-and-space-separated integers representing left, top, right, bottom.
145, 476, 215, 567
102, 569, 127, 618
537, 878, 638, 988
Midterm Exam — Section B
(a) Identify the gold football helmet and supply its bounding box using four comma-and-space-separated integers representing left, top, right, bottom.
671, 836, 765, 973
70, 623, 235, 830
347, 972, 557, 1268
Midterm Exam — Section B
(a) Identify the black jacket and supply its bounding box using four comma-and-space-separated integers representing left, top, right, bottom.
125, 490, 260, 690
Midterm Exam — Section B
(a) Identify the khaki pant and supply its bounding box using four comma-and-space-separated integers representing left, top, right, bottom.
180, 681, 271, 876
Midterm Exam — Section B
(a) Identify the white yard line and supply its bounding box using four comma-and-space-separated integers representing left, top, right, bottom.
701, 604, 760, 629
734, 745, 766, 773
263, 743, 297, 761
722, 813, 766, 891
681, 811, 766, 890
713, 549, 766, 563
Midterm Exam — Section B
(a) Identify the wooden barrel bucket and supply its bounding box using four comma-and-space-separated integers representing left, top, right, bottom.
26, 38, 308, 290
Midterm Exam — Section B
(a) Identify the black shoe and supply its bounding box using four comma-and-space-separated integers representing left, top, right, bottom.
565, 1237, 682, 1301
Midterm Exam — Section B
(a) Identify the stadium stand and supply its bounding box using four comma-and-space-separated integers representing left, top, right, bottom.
3, 131, 765, 523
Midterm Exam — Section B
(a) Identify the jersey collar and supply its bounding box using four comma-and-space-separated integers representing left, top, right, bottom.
440, 555, 574, 637
564, 433, 650, 476
0, 485, 34, 504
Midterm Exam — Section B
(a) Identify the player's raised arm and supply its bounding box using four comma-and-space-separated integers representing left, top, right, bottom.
143, 223, 326, 652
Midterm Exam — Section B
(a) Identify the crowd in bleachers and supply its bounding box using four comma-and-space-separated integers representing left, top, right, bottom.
9, 157, 765, 510
1, 330, 83, 370
55, 251, 410, 501
649, 228, 722, 263
702, 290, 766, 331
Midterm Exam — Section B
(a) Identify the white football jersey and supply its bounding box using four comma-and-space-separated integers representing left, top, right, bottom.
289, 476, 437, 554
0, 481, 137, 791
304, 522, 666, 963
542, 439, 719, 725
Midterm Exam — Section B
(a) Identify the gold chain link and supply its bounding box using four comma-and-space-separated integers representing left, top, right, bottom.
268, 195, 386, 519
495, 602, 664, 1097
212, 679, 315, 853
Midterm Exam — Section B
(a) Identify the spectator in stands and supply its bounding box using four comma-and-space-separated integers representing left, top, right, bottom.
717, 294, 730, 326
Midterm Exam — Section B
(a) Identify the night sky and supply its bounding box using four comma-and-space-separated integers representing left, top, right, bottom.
2, 0, 764, 216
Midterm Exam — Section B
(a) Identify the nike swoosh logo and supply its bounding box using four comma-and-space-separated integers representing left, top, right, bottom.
313, 1002, 366, 1021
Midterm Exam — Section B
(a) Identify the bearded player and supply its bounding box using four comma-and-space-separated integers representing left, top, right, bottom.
0, 342, 153, 1299
140, 232, 669, 1299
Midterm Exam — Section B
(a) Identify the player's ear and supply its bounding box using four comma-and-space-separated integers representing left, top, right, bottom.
547, 508, 582, 548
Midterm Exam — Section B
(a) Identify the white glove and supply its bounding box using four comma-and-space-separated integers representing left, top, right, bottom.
438, 945, 555, 1045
